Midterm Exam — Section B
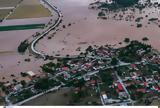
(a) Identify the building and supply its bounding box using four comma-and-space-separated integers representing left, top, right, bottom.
13, 84, 22, 91
26, 71, 36, 78
101, 92, 110, 104
150, 0, 160, 4
139, 0, 148, 5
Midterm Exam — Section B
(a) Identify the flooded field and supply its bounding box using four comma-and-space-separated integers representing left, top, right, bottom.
0, 29, 44, 83
0, 18, 52, 83
36, 0, 160, 56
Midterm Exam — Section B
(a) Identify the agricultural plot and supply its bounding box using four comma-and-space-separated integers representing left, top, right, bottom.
0, 9, 11, 20
0, 0, 22, 7
8, 0, 51, 19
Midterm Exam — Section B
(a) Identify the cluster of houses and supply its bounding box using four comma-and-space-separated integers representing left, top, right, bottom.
1, 71, 38, 94
120, 63, 160, 98
2, 42, 159, 105
98, 0, 160, 4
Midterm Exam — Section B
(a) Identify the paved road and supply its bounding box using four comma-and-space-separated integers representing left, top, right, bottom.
15, 85, 61, 106
30, 0, 62, 59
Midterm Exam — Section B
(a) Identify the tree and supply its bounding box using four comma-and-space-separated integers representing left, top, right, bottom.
137, 23, 142, 28
99, 70, 113, 86
98, 11, 105, 17
86, 46, 93, 52
20, 72, 28, 77
111, 58, 118, 65
20, 80, 26, 87
34, 78, 57, 90
17, 40, 29, 53
113, 0, 138, 7
40, 62, 56, 74
142, 37, 149, 41
124, 38, 130, 43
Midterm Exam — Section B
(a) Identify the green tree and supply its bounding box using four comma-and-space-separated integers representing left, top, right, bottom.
114, 0, 138, 7
99, 70, 113, 86
18, 40, 29, 53
111, 58, 118, 65
124, 38, 130, 43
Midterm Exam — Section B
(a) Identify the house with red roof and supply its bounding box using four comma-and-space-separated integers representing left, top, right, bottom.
136, 88, 146, 93
117, 83, 123, 91
62, 67, 69, 71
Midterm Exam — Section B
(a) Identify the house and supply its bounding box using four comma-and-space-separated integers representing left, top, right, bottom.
150, 0, 160, 4
90, 80, 96, 86
117, 83, 123, 91
13, 84, 22, 91
83, 75, 90, 81
26, 71, 36, 78
101, 92, 111, 104
118, 91, 128, 99
139, 0, 147, 5
62, 67, 69, 71
136, 88, 146, 93
99, 0, 107, 2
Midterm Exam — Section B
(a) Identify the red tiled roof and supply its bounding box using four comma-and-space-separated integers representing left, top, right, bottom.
131, 64, 136, 68
137, 88, 146, 93
143, 82, 147, 86
90, 80, 96, 84
117, 83, 123, 91
63, 74, 68, 78
62, 67, 69, 71
72, 70, 77, 73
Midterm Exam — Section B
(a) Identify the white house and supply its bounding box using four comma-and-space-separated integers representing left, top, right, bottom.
26, 71, 36, 77
138, 0, 148, 5
150, 0, 160, 4
13, 84, 22, 91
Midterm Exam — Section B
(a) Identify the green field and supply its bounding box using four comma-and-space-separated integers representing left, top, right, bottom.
0, 24, 45, 31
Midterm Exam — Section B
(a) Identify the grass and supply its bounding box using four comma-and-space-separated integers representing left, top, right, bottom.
0, 24, 45, 31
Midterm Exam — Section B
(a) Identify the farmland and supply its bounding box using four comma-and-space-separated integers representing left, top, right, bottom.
0, 0, 22, 7
0, 9, 11, 20
8, 0, 51, 19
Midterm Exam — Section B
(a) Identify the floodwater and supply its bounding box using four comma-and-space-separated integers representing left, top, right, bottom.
0, 18, 51, 83
36, 0, 160, 56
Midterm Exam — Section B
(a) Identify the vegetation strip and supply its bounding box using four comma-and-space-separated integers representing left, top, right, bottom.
0, 24, 45, 31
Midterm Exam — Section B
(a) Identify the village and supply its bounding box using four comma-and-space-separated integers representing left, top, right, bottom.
0, 39, 159, 105
0, 0, 160, 106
